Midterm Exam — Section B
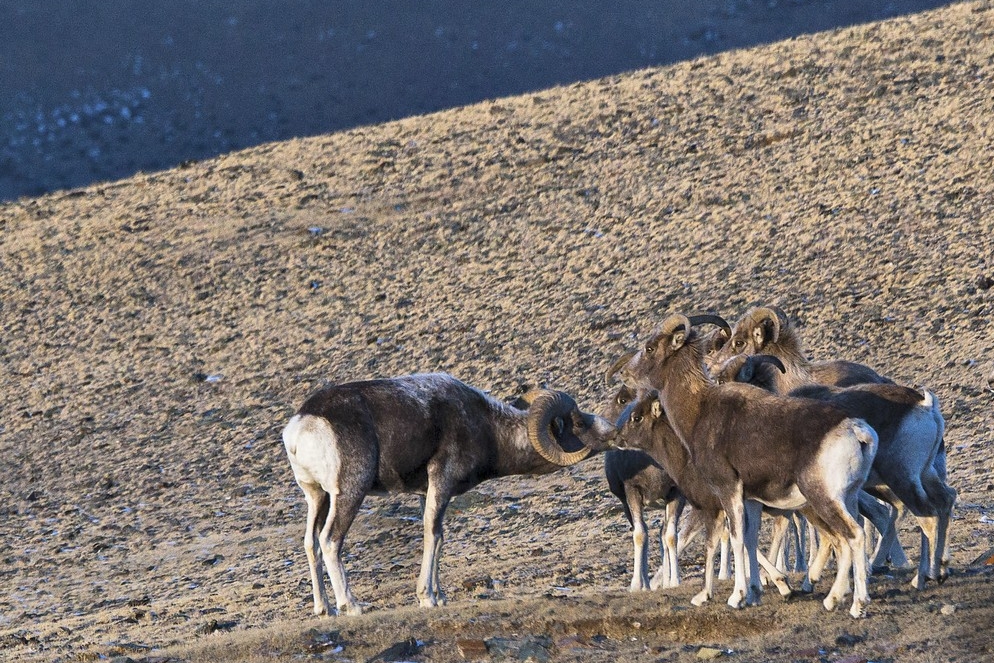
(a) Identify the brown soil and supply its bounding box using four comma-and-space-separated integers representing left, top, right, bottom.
2, 2, 994, 662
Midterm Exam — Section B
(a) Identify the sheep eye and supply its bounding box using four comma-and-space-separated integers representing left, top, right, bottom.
732, 339, 745, 350
617, 395, 629, 405
645, 344, 655, 355
632, 414, 643, 423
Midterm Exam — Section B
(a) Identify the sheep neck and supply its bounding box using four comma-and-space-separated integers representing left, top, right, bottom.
493, 405, 559, 476
651, 340, 711, 450
765, 331, 817, 392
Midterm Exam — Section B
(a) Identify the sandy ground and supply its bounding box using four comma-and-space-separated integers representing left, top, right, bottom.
2, 2, 994, 662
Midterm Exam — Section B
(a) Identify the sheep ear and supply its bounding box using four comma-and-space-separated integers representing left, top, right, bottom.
752, 324, 768, 348
670, 329, 687, 350
650, 400, 663, 419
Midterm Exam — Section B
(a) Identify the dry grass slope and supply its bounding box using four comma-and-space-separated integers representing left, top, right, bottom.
1, 2, 993, 662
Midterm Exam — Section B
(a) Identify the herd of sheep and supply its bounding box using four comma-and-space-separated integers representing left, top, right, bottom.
281, 306, 956, 620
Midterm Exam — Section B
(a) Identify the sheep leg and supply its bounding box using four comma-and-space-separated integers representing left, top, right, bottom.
792, 512, 808, 573
650, 498, 683, 590
629, 494, 651, 592
813, 495, 869, 618
847, 498, 871, 618
717, 521, 731, 580
315, 486, 363, 616
724, 488, 751, 609
895, 477, 944, 589
299, 482, 334, 616
417, 483, 450, 607
675, 505, 703, 556
924, 475, 957, 583
743, 500, 765, 605
767, 512, 790, 579
801, 515, 834, 593
663, 498, 682, 588
691, 512, 727, 606
675, 507, 729, 582
860, 491, 908, 570
756, 548, 793, 598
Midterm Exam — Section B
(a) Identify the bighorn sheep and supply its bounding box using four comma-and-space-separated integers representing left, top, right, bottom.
282, 373, 616, 616
621, 313, 879, 618
601, 380, 689, 592
713, 308, 955, 586
788, 381, 951, 588
613, 388, 797, 607
715, 354, 911, 575
602, 334, 738, 594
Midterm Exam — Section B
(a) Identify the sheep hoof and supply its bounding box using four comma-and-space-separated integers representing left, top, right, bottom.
726, 591, 746, 609
800, 579, 814, 594
823, 595, 839, 612
691, 591, 710, 607
849, 599, 869, 619
418, 592, 446, 608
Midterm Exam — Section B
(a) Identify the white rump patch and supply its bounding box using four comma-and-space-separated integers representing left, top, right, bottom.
283, 414, 342, 494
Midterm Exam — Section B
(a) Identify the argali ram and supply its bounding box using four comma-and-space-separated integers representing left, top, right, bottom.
283, 373, 616, 616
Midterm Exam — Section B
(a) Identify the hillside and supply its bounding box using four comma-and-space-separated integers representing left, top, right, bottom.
1, 2, 993, 662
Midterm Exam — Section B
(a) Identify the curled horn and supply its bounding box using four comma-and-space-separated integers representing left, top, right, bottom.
749, 354, 787, 375
716, 353, 787, 386
737, 354, 787, 386
659, 313, 693, 338
605, 351, 635, 384
527, 391, 592, 466
743, 306, 785, 344
688, 314, 731, 337
508, 385, 543, 410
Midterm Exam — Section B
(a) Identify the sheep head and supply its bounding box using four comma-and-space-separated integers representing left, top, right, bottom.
613, 390, 666, 451
623, 313, 730, 389
712, 305, 793, 364
526, 390, 616, 466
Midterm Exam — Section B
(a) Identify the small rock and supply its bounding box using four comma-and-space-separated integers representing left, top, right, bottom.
367, 637, 422, 662
793, 648, 823, 657
696, 646, 724, 660
239, 536, 266, 546
456, 639, 489, 660
194, 619, 236, 636
200, 553, 224, 566
940, 603, 957, 615
462, 575, 494, 591
835, 633, 865, 647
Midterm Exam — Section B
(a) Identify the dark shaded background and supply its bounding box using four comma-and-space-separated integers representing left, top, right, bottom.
1, 0, 952, 200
